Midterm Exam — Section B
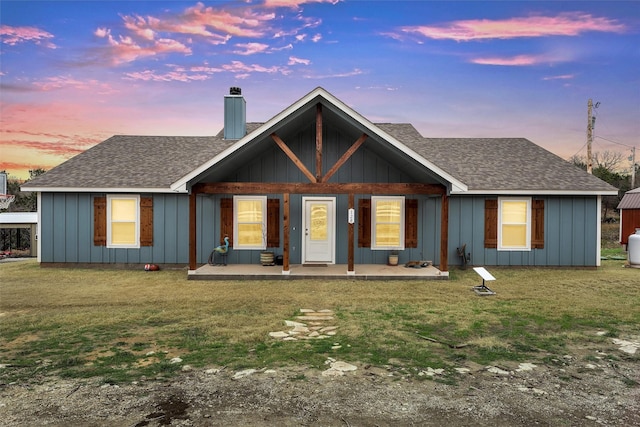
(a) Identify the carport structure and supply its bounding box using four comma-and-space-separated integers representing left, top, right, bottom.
0, 212, 38, 257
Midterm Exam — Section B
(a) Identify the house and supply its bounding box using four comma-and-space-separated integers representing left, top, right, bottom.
22, 87, 618, 278
617, 187, 640, 246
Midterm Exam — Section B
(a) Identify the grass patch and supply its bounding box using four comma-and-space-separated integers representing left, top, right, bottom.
1, 257, 639, 384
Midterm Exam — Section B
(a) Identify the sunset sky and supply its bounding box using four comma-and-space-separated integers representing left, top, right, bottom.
1, 0, 638, 181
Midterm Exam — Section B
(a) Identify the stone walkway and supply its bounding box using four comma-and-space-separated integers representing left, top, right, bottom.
269, 309, 337, 341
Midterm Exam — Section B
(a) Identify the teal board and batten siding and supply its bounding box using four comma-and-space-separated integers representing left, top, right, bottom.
204, 194, 442, 266
40, 192, 442, 266
39, 193, 203, 264
38, 193, 600, 267
447, 195, 600, 267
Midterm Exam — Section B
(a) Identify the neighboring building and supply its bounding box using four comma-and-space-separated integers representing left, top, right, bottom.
0, 212, 38, 257
22, 87, 617, 275
617, 187, 640, 246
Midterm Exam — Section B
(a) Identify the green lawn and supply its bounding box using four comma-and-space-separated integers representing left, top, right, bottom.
1, 256, 638, 385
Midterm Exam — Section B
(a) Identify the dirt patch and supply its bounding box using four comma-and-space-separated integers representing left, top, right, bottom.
2, 332, 40, 349
135, 394, 190, 426
1, 338, 638, 427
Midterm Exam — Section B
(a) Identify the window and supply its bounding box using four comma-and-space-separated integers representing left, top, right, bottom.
233, 196, 266, 250
498, 197, 531, 250
371, 196, 405, 250
107, 195, 140, 248
94, 196, 152, 247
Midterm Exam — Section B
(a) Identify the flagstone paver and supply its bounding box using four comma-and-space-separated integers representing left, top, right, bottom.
269, 309, 337, 341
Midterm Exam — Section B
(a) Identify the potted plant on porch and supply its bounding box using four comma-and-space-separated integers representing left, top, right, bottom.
260, 250, 275, 266
388, 250, 399, 266
259, 229, 275, 266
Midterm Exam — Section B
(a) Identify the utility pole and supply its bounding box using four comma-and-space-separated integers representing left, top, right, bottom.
632, 146, 637, 189
587, 99, 594, 174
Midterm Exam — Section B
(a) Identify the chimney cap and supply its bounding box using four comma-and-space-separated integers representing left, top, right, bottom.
229, 87, 241, 95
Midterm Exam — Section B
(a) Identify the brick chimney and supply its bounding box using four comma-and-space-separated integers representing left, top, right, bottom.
224, 87, 246, 140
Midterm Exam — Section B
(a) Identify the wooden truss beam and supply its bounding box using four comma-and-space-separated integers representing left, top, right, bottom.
271, 133, 316, 183
316, 104, 323, 182
322, 133, 368, 183
193, 182, 446, 195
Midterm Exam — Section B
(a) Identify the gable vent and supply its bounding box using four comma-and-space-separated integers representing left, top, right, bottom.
224, 87, 246, 140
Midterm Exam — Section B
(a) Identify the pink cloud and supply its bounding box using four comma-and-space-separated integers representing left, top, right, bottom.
1, 138, 93, 157
94, 27, 110, 38
270, 43, 293, 52
288, 56, 311, 65
543, 74, 576, 81
180, 3, 275, 38
94, 3, 285, 65
122, 15, 157, 41
305, 68, 364, 79
112, 4, 277, 42
32, 76, 117, 94
101, 33, 191, 65
0, 127, 102, 172
124, 69, 210, 82
233, 42, 270, 55
222, 60, 290, 75
123, 59, 293, 81
470, 54, 543, 66
263, 0, 340, 9
189, 65, 223, 73
401, 13, 627, 41
0, 25, 56, 48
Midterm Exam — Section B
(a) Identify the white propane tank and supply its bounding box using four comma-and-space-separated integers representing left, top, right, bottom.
629, 228, 640, 266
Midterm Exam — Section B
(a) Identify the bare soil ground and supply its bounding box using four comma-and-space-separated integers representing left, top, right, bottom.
1, 337, 638, 427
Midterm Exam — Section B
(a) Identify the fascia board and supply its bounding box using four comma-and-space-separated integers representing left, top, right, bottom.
19, 186, 184, 194
451, 189, 619, 196
318, 89, 469, 192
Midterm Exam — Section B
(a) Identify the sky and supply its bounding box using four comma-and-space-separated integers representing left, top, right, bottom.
1, 0, 639, 182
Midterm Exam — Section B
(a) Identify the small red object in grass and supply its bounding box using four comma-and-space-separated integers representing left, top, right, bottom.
144, 264, 160, 271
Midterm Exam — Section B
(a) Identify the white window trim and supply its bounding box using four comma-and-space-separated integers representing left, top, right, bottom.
497, 197, 531, 251
371, 196, 405, 251
106, 194, 140, 249
233, 195, 267, 250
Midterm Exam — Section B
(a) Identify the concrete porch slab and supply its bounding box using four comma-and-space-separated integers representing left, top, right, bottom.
188, 263, 448, 280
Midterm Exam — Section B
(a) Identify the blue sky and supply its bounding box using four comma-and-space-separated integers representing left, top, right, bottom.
1, 0, 638, 180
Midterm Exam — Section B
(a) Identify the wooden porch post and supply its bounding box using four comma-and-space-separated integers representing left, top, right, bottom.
348, 193, 354, 274
316, 103, 323, 182
283, 193, 290, 273
189, 191, 197, 271
440, 193, 449, 272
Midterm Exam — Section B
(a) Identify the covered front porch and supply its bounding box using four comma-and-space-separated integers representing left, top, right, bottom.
188, 263, 449, 280
185, 100, 456, 275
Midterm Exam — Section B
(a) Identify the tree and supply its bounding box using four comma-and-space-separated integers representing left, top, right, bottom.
594, 150, 624, 172
20, 169, 46, 212
569, 152, 629, 220
1, 169, 46, 212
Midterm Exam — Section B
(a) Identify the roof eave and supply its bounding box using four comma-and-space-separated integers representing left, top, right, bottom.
19, 186, 185, 194
452, 189, 619, 196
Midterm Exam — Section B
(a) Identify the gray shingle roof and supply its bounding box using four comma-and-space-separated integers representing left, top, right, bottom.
23, 122, 263, 190
23, 119, 615, 194
24, 135, 231, 189
378, 123, 617, 193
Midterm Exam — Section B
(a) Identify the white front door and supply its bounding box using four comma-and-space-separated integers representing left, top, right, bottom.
302, 197, 335, 264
